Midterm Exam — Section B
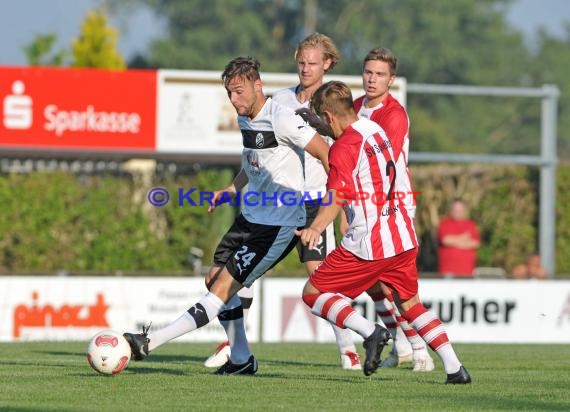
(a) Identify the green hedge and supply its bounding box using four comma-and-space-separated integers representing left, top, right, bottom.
0, 164, 566, 276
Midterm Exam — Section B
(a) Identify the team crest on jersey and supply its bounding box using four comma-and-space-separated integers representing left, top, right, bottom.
255, 133, 264, 148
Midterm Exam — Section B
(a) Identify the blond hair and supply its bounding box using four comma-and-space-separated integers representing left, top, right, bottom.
295, 33, 340, 72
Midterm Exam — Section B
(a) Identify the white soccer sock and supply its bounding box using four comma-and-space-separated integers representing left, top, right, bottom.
147, 292, 224, 352
331, 323, 357, 354
220, 293, 251, 364
237, 285, 254, 324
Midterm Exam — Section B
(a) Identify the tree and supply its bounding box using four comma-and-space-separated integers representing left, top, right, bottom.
71, 8, 126, 69
23, 33, 67, 66
107, 0, 570, 155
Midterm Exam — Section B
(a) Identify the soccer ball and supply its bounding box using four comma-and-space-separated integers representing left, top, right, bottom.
87, 330, 131, 375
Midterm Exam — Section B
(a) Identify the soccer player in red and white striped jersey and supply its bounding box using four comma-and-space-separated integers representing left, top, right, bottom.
296, 81, 471, 383
355, 47, 434, 372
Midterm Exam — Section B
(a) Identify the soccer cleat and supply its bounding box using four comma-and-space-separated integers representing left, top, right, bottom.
214, 354, 258, 375
362, 324, 391, 376
123, 323, 151, 361
380, 351, 413, 368
445, 365, 472, 384
412, 353, 435, 372
340, 351, 362, 370
204, 341, 231, 368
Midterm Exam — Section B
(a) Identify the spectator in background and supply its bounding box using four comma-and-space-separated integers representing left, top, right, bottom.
437, 198, 480, 278
511, 254, 548, 280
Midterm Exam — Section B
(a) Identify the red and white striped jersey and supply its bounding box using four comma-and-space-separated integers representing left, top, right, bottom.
327, 118, 418, 260
354, 94, 416, 218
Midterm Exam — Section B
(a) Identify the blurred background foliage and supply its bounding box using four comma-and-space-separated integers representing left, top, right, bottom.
11, 0, 570, 275
1, 165, 569, 276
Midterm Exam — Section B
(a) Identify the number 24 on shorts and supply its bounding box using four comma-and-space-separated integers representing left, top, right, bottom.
235, 246, 256, 274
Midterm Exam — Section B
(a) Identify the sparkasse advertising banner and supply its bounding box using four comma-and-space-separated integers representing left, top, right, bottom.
0, 66, 157, 151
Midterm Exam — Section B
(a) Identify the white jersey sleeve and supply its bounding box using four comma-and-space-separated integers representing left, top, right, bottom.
272, 87, 331, 201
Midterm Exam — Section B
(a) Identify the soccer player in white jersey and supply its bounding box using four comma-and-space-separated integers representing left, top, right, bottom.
123, 57, 330, 375
205, 32, 362, 371
354, 47, 435, 372
296, 80, 471, 383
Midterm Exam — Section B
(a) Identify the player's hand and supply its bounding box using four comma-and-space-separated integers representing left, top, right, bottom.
207, 190, 232, 213
295, 108, 334, 137
294, 227, 321, 250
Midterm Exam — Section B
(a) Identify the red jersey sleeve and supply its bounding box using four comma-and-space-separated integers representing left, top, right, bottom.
326, 128, 361, 200
372, 105, 408, 161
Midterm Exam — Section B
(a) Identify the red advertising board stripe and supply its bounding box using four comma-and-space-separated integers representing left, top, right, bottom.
0, 66, 157, 151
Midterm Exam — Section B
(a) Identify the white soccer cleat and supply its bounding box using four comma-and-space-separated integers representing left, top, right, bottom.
380, 351, 413, 368
412, 353, 435, 372
340, 351, 362, 370
204, 341, 231, 368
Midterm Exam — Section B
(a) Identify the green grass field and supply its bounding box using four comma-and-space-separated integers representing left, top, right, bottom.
1, 342, 569, 411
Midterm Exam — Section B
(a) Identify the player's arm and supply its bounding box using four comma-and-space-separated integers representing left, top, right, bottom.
304, 133, 330, 173
441, 232, 480, 250
295, 189, 343, 249
208, 168, 249, 213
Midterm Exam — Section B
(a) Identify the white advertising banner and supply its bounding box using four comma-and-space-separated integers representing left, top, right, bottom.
4, 276, 563, 343
155, 69, 406, 155
262, 279, 570, 343
0, 276, 260, 343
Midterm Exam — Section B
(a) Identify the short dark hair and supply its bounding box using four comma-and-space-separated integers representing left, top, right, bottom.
221, 57, 261, 86
363, 47, 397, 75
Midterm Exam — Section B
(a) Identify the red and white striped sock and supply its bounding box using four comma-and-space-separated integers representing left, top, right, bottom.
402, 302, 461, 374
373, 293, 412, 356
306, 292, 375, 339
385, 294, 428, 354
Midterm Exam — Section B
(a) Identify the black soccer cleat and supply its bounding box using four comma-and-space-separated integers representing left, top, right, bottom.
445, 365, 472, 384
362, 324, 391, 376
123, 323, 151, 361
215, 354, 258, 375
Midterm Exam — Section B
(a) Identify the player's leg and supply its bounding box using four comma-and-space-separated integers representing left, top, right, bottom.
301, 246, 391, 376
123, 215, 248, 370
123, 267, 240, 361
204, 285, 253, 368
381, 248, 470, 384
367, 284, 412, 367
305, 260, 361, 370
301, 203, 361, 370
397, 296, 470, 383
368, 284, 434, 371
203, 216, 255, 367
391, 296, 434, 372
214, 221, 299, 373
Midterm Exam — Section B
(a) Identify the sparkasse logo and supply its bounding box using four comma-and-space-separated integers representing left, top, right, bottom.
2, 79, 142, 137
3, 80, 33, 130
